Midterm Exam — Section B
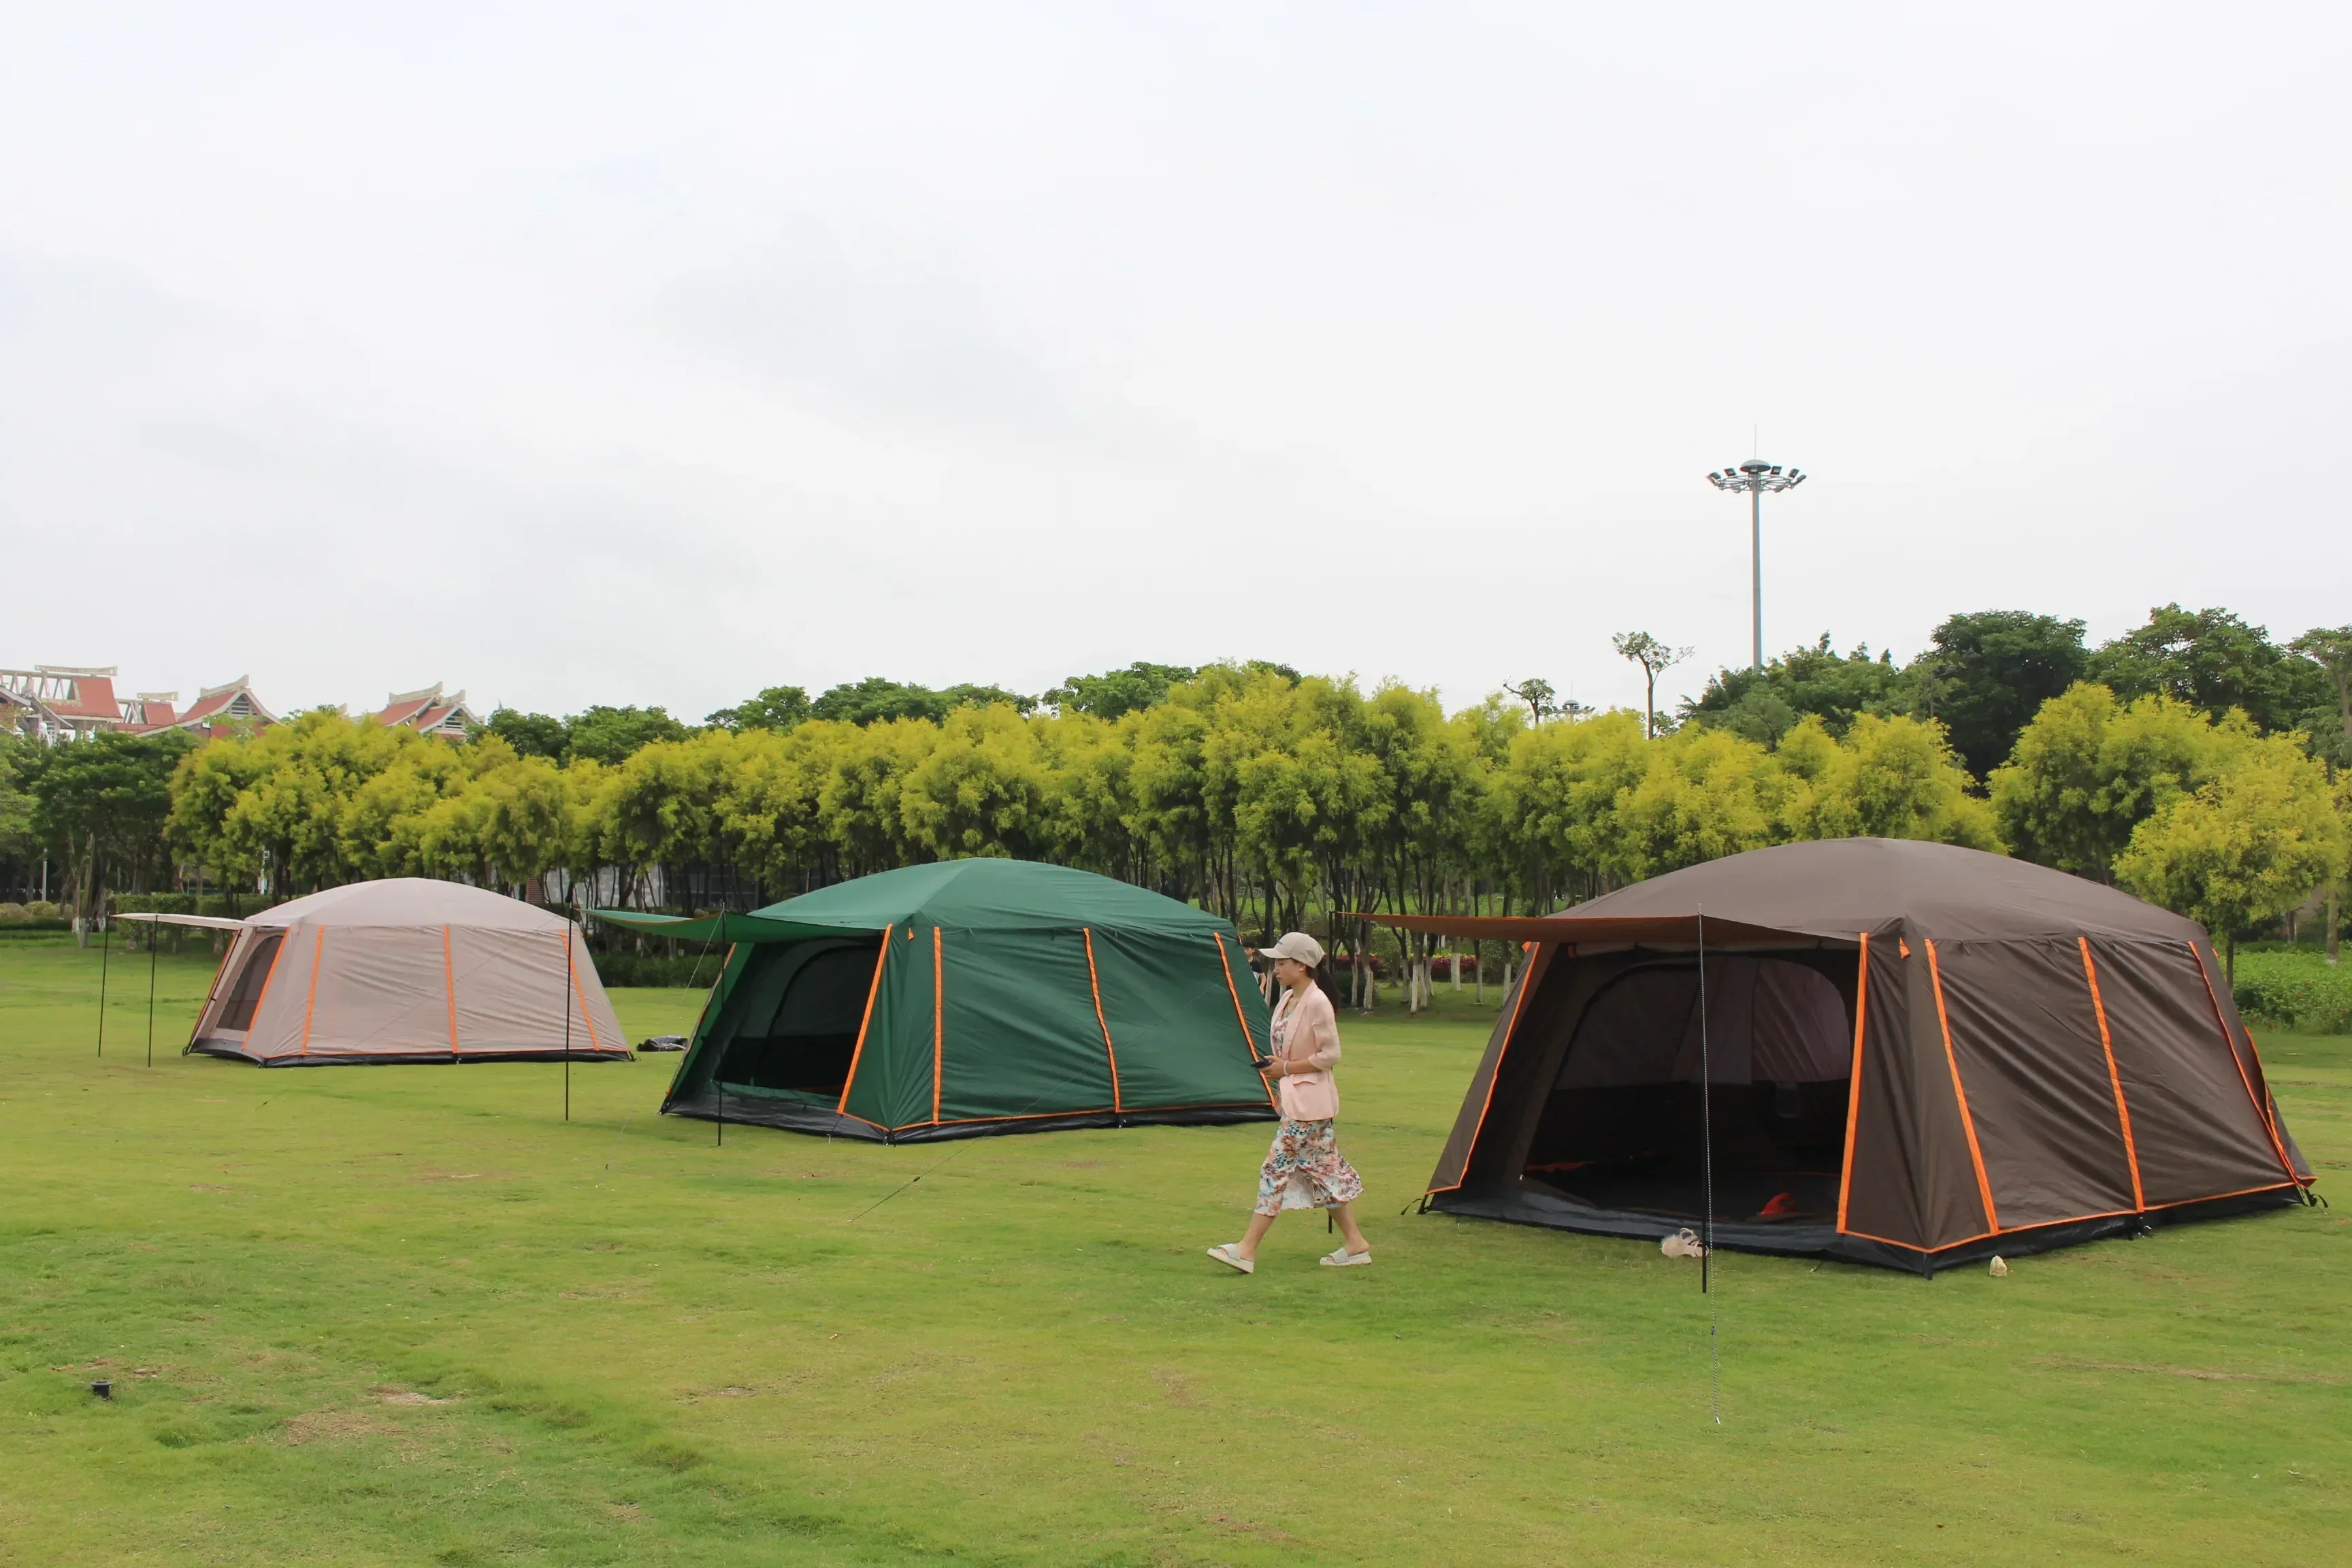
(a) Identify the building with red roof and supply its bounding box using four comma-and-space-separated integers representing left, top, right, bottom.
4, 664, 484, 746
0, 666, 278, 743
375, 683, 481, 738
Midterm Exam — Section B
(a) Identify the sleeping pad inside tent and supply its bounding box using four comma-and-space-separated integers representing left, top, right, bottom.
1389, 839, 2315, 1273
596, 860, 1277, 1143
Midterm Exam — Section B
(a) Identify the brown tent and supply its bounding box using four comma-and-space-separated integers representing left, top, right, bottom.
188, 879, 628, 1066
1394, 839, 2313, 1273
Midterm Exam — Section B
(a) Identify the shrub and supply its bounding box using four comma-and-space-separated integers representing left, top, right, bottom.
589, 951, 721, 990
2233, 947, 2352, 1035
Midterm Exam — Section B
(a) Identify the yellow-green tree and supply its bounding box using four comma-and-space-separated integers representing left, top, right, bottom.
2114, 735, 2349, 978
1991, 685, 2251, 879
1791, 713, 2002, 850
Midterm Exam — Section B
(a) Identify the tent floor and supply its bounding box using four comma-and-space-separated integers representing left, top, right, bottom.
1439, 1179, 1842, 1260
1520, 1163, 1842, 1226
1428, 1176, 2310, 1274
187, 1042, 634, 1066
663, 1089, 1277, 1143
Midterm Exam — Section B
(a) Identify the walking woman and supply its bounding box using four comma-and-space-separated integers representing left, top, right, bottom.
1208, 932, 1371, 1273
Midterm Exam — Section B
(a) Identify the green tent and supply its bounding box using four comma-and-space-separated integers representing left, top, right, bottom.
595, 860, 1277, 1143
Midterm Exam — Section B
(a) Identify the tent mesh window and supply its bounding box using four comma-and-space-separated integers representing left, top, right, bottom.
710, 938, 881, 1099
216, 931, 284, 1032
1522, 956, 1852, 1224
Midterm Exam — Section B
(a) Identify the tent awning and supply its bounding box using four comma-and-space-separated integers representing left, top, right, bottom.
114, 911, 248, 931
589, 909, 874, 944
1343, 911, 1840, 948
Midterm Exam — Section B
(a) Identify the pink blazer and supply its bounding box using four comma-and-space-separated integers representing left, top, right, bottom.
1270, 984, 1342, 1122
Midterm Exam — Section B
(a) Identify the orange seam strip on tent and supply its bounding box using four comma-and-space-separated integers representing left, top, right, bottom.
565, 928, 603, 1051
934, 1105, 1119, 1126
2077, 937, 2144, 1211
1209, 934, 1274, 1111
300, 928, 325, 1056
2232, 1025, 2307, 1182
1082, 928, 1122, 1113
1924, 938, 2001, 1234
932, 1100, 1273, 1126
1842, 1208, 2147, 1256
2166, 1179, 2304, 1207
1847, 1187, 2325, 1256
442, 926, 459, 1054
835, 924, 892, 1116
1428, 941, 1551, 1196
1835, 1224, 1993, 1254
1834, 933, 1871, 1235
930, 926, 944, 1124
2187, 941, 2304, 1184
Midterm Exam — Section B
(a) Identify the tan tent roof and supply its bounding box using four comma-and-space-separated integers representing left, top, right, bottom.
251, 878, 572, 932
189, 878, 629, 1066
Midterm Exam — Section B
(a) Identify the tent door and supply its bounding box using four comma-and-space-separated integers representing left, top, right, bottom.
212, 930, 284, 1034
1520, 956, 1853, 1224
710, 938, 882, 1100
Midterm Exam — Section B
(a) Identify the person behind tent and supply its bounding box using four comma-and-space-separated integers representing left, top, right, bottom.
1208, 932, 1371, 1273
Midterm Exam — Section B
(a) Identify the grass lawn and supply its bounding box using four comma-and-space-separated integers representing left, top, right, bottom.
2, 934, 2348, 1566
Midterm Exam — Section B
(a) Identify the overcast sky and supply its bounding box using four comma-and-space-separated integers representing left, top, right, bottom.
4, 4, 2347, 723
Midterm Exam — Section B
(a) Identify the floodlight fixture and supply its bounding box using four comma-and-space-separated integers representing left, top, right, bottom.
1705, 457, 1808, 673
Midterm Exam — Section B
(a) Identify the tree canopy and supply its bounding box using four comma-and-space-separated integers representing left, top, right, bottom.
805, 678, 1036, 727
1682, 633, 1911, 744
1918, 610, 2089, 780
2085, 604, 2330, 735
1042, 663, 1199, 720
705, 685, 814, 733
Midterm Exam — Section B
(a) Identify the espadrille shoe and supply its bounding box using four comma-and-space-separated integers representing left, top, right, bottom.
1320, 1246, 1371, 1267
1206, 1243, 1254, 1274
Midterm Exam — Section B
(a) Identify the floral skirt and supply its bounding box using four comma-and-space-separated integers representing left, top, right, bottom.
1254, 1118, 1364, 1217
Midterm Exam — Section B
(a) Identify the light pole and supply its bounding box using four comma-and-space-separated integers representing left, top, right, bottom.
1706, 458, 1806, 674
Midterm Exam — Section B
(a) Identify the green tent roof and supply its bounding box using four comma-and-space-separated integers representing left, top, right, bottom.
606, 860, 1228, 941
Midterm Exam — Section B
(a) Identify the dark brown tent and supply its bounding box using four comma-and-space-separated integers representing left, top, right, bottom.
1392, 839, 2313, 1273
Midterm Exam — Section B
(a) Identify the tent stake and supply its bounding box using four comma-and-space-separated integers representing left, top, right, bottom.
1697, 904, 1720, 1426
563, 911, 574, 1124
97, 906, 112, 1059
147, 921, 160, 1068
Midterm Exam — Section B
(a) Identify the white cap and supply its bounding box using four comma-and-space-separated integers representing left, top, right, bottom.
1259, 931, 1325, 967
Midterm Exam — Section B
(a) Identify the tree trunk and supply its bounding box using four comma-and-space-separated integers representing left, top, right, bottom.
74, 833, 98, 949
2328, 887, 2340, 966
2225, 931, 2236, 987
